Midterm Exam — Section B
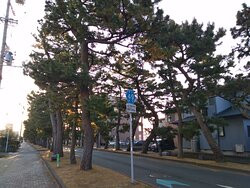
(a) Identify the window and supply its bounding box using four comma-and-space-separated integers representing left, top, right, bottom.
247, 126, 250, 137
202, 108, 208, 116
218, 126, 225, 137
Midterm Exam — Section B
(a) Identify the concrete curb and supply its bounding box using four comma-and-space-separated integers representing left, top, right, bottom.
40, 156, 67, 188
29, 144, 67, 188
94, 148, 250, 175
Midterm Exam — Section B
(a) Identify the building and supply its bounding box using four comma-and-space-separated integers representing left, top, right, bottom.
167, 96, 250, 152
110, 117, 145, 144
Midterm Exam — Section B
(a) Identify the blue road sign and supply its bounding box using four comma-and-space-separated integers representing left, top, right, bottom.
126, 89, 135, 104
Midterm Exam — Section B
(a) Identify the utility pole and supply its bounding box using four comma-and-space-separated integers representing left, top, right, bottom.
0, 0, 19, 87
0, 0, 11, 87
5, 128, 10, 152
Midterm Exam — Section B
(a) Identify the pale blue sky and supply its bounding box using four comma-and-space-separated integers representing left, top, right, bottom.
0, 0, 248, 132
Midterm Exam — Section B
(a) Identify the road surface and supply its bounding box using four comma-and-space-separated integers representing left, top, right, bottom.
76, 149, 250, 188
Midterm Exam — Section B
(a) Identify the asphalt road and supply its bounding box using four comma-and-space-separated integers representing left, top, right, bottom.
76, 149, 250, 188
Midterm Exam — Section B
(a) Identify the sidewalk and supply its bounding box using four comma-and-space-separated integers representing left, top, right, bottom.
0, 142, 58, 188
94, 147, 250, 174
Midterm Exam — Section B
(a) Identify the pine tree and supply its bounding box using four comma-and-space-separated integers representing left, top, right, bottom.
39, 0, 161, 170
147, 17, 231, 161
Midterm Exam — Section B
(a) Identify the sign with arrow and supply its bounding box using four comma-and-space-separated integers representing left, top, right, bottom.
156, 179, 190, 188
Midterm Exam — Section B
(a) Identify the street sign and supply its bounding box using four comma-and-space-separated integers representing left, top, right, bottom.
126, 89, 135, 104
125, 89, 136, 183
126, 103, 136, 113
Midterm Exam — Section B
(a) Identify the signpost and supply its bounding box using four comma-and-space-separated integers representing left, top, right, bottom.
56, 154, 60, 167
126, 89, 136, 183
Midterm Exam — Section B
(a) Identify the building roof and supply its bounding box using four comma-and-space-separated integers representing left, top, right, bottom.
170, 115, 196, 125
216, 106, 242, 118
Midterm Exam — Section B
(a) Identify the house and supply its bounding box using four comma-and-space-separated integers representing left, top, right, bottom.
167, 96, 250, 152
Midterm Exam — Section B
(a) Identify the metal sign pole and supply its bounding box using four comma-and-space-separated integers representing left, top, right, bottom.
129, 112, 134, 183
126, 89, 136, 184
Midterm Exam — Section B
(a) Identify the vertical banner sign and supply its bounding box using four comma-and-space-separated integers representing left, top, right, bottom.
126, 89, 136, 183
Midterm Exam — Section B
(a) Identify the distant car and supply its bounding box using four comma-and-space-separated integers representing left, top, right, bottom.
108, 141, 116, 147
150, 138, 175, 152
119, 141, 127, 147
133, 140, 145, 151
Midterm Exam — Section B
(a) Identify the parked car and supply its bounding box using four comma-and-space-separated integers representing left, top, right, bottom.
108, 141, 116, 147
150, 138, 175, 152
133, 140, 145, 151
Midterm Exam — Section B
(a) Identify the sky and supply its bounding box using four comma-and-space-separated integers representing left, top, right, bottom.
0, 0, 248, 133
0, 0, 44, 132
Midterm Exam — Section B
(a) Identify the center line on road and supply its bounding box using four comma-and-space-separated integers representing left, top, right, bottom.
216, 184, 235, 188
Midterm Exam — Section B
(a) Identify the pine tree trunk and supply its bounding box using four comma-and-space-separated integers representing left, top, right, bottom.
115, 105, 121, 150
70, 99, 78, 164
177, 128, 183, 158
70, 119, 77, 164
115, 124, 120, 150
126, 114, 140, 151
79, 41, 94, 170
190, 106, 224, 162
115, 86, 122, 150
56, 110, 63, 157
80, 90, 94, 170
135, 79, 159, 154
104, 140, 109, 149
168, 69, 184, 158
176, 107, 184, 158
142, 128, 156, 154
49, 99, 57, 154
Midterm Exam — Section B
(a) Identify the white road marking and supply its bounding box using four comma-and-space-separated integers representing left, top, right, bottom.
216, 184, 235, 188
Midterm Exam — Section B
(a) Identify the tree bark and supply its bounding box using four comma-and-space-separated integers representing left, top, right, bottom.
167, 67, 184, 158
80, 89, 94, 170
115, 86, 122, 150
79, 41, 94, 170
190, 106, 224, 162
55, 110, 63, 157
126, 114, 140, 151
70, 121, 77, 164
176, 104, 184, 158
49, 99, 57, 153
70, 99, 78, 164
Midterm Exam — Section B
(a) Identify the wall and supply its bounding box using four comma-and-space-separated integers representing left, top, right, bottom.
215, 97, 231, 114
243, 119, 250, 152
199, 117, 246, 151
